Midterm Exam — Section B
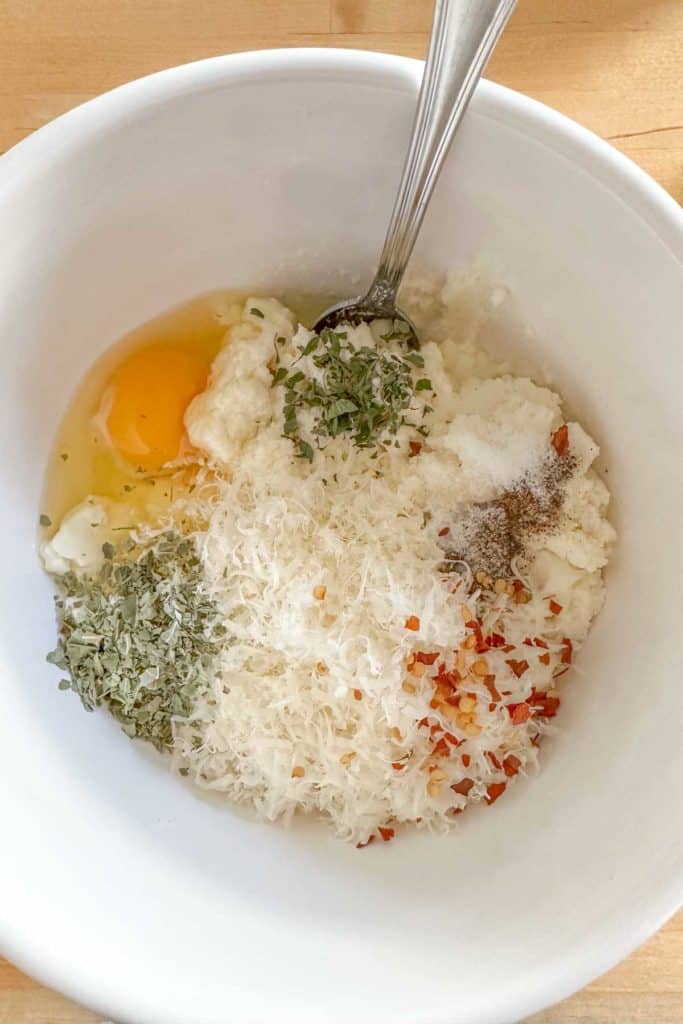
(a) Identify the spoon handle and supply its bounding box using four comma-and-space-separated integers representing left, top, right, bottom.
365, 0, 517, 309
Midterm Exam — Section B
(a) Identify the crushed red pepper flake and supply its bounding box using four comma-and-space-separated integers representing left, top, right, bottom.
452, 778, 474, 796
503, 754, 521, 778
548, 598, 563, 615
487, 751, 502, 770
434, 670, 458, 689
533, 695, 561, 718
432, 737, 450, 758
438, 526, 450, 537
508, 703, 531, 725
483, 676, 501, 702
506, 658, 530, 678
356, 836, 376, 849
405, 615, 420, 631
461, 753, 471, 767
551, 423, 569, 457
378, 826, 395, 842
415, 651, 439, 665
486, 782, 507, 805
409, 440, 422, 456
538, 652, 551, 666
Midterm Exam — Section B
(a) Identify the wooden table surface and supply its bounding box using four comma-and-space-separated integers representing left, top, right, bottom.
0, 2, 681, 1022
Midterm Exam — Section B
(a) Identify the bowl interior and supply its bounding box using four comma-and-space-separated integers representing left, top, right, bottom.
0, 51, 681, 1024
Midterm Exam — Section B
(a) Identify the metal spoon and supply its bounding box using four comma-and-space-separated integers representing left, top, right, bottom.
314, 0, 517, 342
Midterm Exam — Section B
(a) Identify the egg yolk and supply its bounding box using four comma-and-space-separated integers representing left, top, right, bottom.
102, 346, 208, 471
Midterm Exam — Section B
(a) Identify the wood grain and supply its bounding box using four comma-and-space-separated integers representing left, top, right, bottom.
0, 0, 681, 198
0, 1, 681, 1022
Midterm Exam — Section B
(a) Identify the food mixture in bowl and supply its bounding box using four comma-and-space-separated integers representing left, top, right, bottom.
39, 275, 615, 846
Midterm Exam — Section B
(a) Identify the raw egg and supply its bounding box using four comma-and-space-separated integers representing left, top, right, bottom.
101, 346, 208, 472
41, 288, 289, 525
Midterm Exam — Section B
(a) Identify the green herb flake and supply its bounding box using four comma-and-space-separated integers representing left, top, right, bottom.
299, 336, 319, 358
39, 514, 52, 528
297, 440, 314, 462
249, 307, 265, 319
415, 378, 433, 392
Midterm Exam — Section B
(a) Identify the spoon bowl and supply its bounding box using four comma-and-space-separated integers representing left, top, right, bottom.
314, 291, 418, 346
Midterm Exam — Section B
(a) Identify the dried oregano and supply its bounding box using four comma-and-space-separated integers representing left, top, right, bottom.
47, 531, 228, 752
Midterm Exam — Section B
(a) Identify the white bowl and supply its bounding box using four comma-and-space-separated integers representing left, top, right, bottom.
0, 48, 681, 1024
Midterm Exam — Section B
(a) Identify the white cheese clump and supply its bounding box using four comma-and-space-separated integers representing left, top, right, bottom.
185, 298, 296, 467
40, 498, 117, 574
